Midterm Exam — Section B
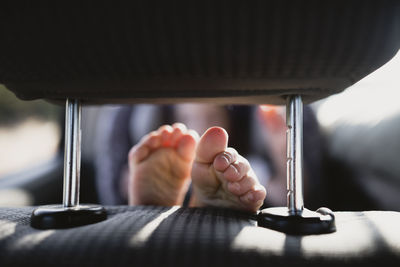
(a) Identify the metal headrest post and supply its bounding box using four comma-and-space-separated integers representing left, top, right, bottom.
30, 99, 107, 229
287, 95, 304, 215
63, 98, 82, 208
257, 95, 336, 235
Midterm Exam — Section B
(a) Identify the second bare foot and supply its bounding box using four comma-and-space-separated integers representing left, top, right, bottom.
128, 123, 198, 206
190, 127, 266, 213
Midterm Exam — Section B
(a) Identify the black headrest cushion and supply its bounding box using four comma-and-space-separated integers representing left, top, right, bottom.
1, 0, 399, 104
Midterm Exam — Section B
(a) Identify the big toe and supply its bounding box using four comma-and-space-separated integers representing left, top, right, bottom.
196, 127, 228, 164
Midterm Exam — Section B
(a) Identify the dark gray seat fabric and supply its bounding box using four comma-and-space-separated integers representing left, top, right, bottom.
0, 206, 399, 267
1, 0, 400, 104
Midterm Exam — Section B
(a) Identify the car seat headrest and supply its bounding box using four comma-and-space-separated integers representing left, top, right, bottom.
1, 0, 399, 104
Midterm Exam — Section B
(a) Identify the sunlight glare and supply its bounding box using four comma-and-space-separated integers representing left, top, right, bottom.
130, 206, 180, 247
317, 49, 400, 129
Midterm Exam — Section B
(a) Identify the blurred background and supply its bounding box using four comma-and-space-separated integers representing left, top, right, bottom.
0, 84, 62, 178
314, 49, 400, 211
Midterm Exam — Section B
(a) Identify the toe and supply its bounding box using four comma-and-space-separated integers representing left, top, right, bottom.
239, 186, 266, 211
177, 132, 198, 162
157, 125, 174, 146
227, 173, 256, 195
128, 132, 161, 164
196, 127, 228, 164
170, 123, 186, 147
221, 155, 250, 182
144, 133, 162, 149
128, 144, 150, 164
172, 122, 187, 132
213, 148, 238, 172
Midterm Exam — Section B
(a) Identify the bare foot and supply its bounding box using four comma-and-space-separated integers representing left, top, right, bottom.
190, 127, 266, 213
128, 123, 198, 206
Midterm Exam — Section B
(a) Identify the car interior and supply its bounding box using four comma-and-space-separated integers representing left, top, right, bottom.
0, 1, 399, 266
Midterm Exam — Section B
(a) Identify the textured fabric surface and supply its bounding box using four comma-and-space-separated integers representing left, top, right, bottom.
1, 0, 399, 104
0, 206, 399, 267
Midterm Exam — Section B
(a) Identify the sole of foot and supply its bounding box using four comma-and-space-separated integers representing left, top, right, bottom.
190, 126, 266, 213
128, 123, 198, 206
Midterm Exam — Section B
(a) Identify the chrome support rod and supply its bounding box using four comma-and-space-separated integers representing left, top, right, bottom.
286, 95, 304, 214
63, 99, 81, 208
31, 99, 107, 229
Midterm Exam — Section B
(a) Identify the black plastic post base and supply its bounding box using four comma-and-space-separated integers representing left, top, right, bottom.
257, 207, 336, 235
30, 204, 107, 229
